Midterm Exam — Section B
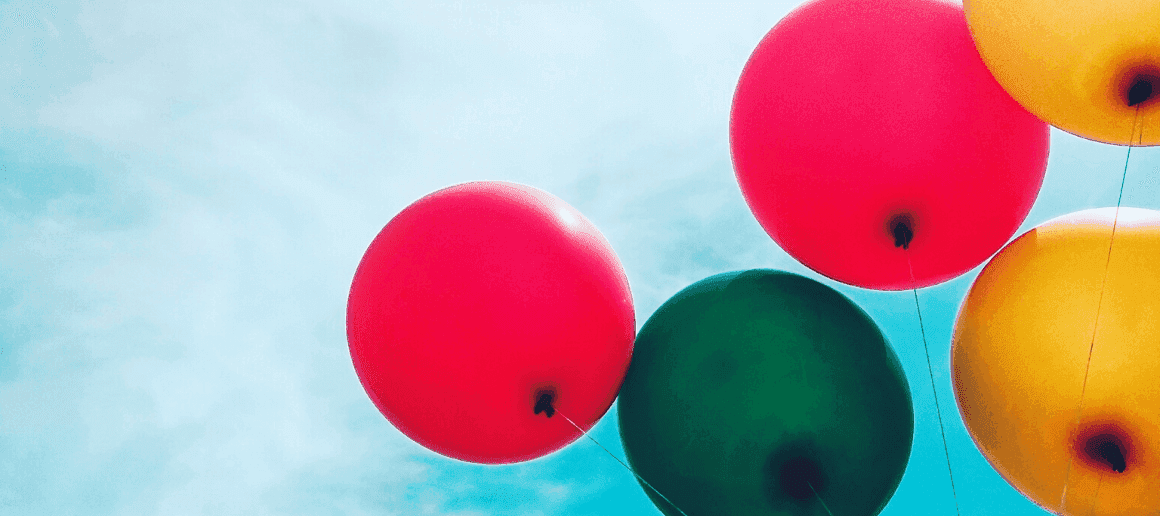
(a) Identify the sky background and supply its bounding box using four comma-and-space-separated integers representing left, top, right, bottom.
2, 0, 1158, 514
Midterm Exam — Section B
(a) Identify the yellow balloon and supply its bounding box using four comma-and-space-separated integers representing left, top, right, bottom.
953, 207, 1160, 515
964, 0, 1160, 145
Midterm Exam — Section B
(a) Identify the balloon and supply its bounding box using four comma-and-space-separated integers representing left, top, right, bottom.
730, 0, 1050, 290
953, 207, 1160, 515
346, 181, 635, 464
965, 0, 1160, 146
619, 270, 913, 516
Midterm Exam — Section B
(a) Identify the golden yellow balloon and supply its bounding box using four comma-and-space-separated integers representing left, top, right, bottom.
953, 207, 1160, 515
964, 0, 1160, 145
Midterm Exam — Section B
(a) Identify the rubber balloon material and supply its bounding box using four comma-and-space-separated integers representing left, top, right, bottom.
965, 0, 1160, 145
730, 0, 1049, 290
347, 181, 635, 464
953, 208, 1160, 515
619, 270, 913, 516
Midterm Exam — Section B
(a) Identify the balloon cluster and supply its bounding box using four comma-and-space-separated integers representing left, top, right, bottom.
347, 0, 1158, 514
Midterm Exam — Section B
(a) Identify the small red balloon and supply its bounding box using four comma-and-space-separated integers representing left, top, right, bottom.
730, 0, 1050, 290
347, 181, 635, 464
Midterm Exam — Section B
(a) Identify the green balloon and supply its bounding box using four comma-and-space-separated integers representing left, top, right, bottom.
618, 270, 913, 516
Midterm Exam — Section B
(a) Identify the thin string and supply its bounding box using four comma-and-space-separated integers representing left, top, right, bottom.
557, 410, 693, 516
907, 258, 961, 516
807, 480, 836, 516
1085, 473, 1105, 516
1059, 105, 1141, 512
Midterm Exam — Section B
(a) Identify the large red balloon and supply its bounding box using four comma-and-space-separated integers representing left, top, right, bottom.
730, 0, 1050, 290
347, 181, 635, 464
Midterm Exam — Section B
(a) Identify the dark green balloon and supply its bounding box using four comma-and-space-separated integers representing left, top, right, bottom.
618, 270, 913, 516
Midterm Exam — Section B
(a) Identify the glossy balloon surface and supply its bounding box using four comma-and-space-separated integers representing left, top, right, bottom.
953, 208, 1160, 515
730, 0, 1049, 290
347, 181, 635, 464
619, 270, 913, 516
965, 0, 1160, 145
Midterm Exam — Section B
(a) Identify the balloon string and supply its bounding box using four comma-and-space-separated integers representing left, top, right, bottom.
556, 410, 693, 516
907, 258, 961, 516
1085, 473, 1105, 516
1059, 104, 1140, 511
807, 480, 835, 516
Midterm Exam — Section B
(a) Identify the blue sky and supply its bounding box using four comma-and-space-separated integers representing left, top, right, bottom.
2, 0, 1158, 514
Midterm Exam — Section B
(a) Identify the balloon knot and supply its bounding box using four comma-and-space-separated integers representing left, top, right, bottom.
1128, 77, 1153, 107
778, 456, 825, 501
765, 440, 828, 508
1086, 434, 1127, 473
534, 391, 556, 418
891, 218, 914, 250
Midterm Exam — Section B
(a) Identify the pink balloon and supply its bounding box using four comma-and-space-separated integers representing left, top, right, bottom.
730, 0, 1050, 290
347, 181, 635, 464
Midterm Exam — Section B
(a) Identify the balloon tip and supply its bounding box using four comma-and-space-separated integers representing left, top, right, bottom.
890, 215, 914, 250
534, 389, 556, 418
1085, 434, 1128, 473
777, 455, 825, 502
765, 441, 827, 507
1127, 77, 1153, 107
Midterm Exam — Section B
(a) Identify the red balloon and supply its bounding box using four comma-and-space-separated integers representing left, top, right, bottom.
347, 181, 635, 464
730, 0, 1050, 290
